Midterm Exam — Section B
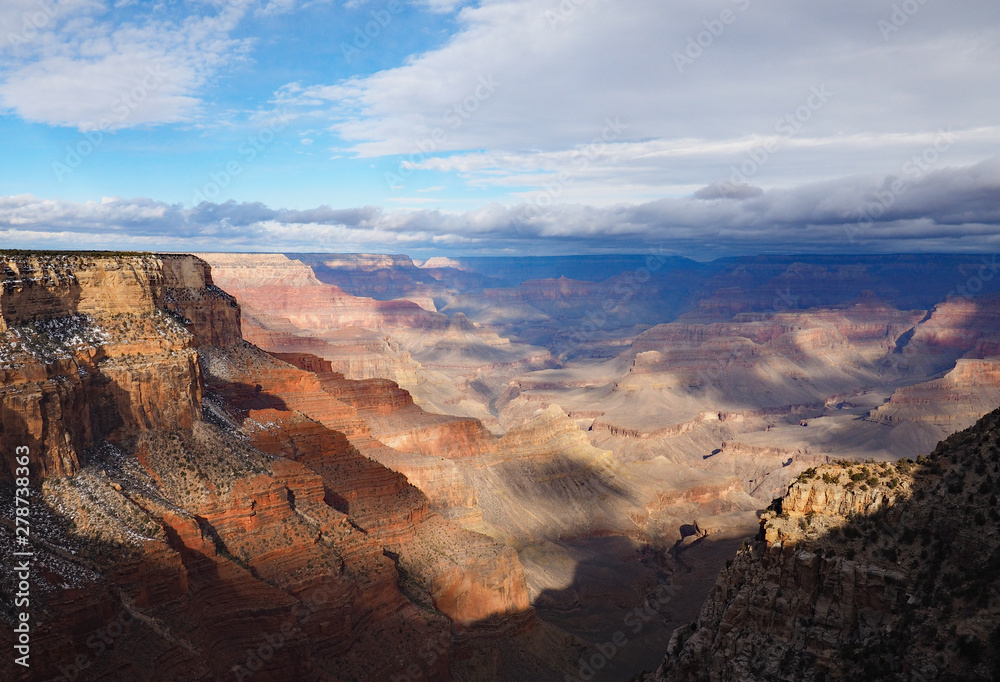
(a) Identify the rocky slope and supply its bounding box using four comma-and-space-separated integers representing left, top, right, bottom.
0, 253, 538, 681
198, 253, 555, 428
649, 407, 1000, 681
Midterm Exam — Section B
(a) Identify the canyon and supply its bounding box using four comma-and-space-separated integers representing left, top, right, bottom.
0, 254, 543, 681
2, 251, 1000, 680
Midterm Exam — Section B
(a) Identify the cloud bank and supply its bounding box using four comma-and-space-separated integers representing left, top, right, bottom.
3, 158, 998, 257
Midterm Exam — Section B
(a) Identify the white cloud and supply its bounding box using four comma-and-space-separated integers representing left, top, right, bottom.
419, 0, 466, 12
278, 0, 1000, 197
0, 0, 254, 130
343, 0, 465, 11
1, 159, 998, 256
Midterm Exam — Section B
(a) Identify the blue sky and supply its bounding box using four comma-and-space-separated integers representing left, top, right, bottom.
1, 0, 999, 256
1, 0, 479, 209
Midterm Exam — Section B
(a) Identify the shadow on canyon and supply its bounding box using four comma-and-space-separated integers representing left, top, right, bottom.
665, 417, 1000, 682
523, 530, 751, 682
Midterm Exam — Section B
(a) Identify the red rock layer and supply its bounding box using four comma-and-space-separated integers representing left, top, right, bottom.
201, 343, 530, 625
199, 253, 447, 332
0, 254, 530, 682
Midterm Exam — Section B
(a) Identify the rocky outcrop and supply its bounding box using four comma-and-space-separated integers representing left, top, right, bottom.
0, 253, 161, 327
0, 253, 240, 344
650, 408, 1000, 681
198, 253, 448, 332
198, 342, 530, 626
869, 358, 1000, 429
865, 297, 1000, 435
0, 254, 224, 480
160, 255, 242, 347
0, 253, 537, 682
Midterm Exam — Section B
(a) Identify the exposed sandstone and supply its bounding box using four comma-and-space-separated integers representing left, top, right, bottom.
198, 342, 531, 626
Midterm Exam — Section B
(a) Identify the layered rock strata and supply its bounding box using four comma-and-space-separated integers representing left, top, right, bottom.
0, 253, 532, 682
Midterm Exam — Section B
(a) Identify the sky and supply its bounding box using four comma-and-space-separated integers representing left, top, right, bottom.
0, 0, 998, 257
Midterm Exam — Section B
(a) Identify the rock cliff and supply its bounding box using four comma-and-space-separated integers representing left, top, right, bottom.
0, 253, 231, 480
649, 407, 1000, 681
0, 253, 535, 682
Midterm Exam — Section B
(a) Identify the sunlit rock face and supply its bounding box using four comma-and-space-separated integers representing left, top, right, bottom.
0, 254, 223, 479
0, 253, 539, 682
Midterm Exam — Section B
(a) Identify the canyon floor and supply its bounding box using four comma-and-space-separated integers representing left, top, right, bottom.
3, 252, 1000, 680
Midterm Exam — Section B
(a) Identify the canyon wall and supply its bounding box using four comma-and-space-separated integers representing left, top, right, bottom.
649, 408, 1000, 681
0, 254, 228, 480
0, 253, 542, 682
